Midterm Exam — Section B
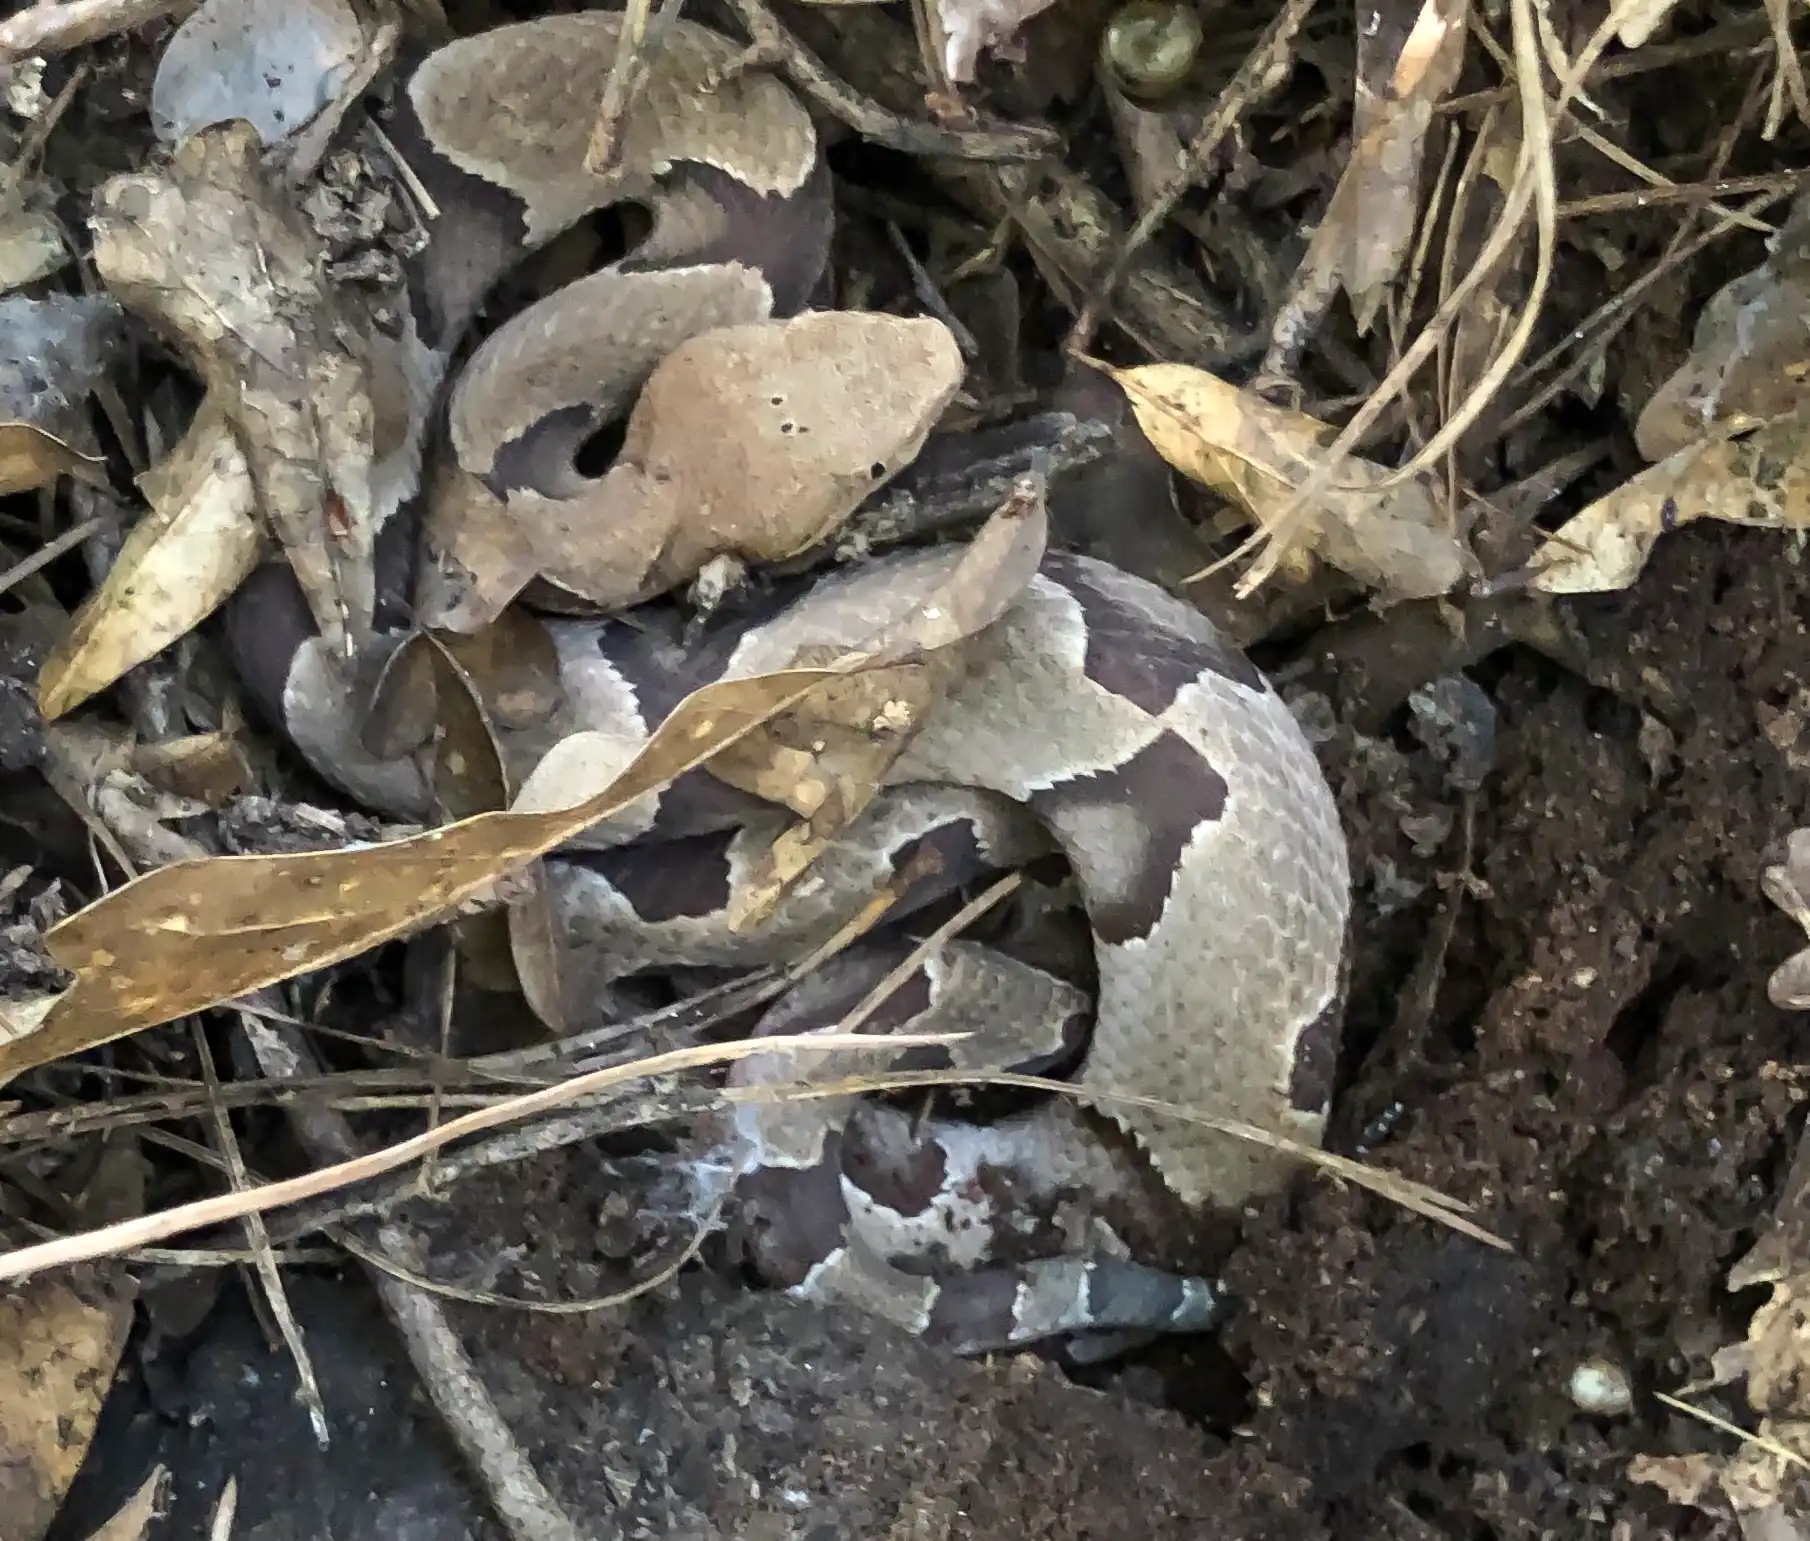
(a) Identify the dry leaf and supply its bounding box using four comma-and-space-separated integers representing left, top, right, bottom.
79, 1466, 166, 1541
1637, 204, 1810, 461
0, 1272, 136, 1541
39, 398, 263, 720
0, 204, 69, 291
1109, 361, 1468, 599
420, 307, 964, 630
152, 0, 365, 145
90, 122, 388, 656
1279, 0, 1469, 334
1526, 406, 1810, 595
1627, 1453, 1723, 1508
1764, 827, 1810, 1009
0, 664, 852, 1080
936, 0, 1061, 80
132, 730, 256, 806
0, 293, 121, 495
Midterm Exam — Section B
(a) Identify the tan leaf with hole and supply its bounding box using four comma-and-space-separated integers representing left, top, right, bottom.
1108, 362, 1467, 600
39, 398, 263, 720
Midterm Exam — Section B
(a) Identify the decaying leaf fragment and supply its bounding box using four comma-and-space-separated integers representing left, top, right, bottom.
1526, 405, 1810, 595
0, 1271, 136, 1541
39, 398, 262, 719
1107, 361, 1469, 599
1637, 201, 1810, 462
0, 292, 121, 496
1273, 0, 1470, 340
419, 307, 965, 630
89, 120, 393, 657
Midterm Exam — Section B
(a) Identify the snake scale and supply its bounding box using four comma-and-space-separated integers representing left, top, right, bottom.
197, 8, 1353, 1356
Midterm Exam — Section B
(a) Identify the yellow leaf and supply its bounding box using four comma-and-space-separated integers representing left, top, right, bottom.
0, 422, 104, 497
1105, 360, 1468, 600
0, 1272, 135, 1541
38, 399, 262, 720
1527, 406, 1810, 594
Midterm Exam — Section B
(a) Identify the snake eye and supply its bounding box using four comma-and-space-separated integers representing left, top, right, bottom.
1101, 0, 1204, 101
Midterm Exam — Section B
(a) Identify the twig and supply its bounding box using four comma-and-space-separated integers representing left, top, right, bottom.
1557, 168, 1810, 220
0, 1030, 963, 1277
584, 0, 655, 175
235, 1009, 583, 1541
886, 221, 979, 362
0, 0, 193, 57
0, 510, 113, 599
717, 0, 1057, 162
1655, 1391, 1810, 1471
1065, 0, 1320, 356
197, 1017, 331, 1446
835, 413, 1114, 555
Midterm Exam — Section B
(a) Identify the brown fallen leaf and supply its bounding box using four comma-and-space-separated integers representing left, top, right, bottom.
1106, 360, 1469, 600
1637, 203, 1810, 462
0, 1271, 136, 1541
39, 397, 263, 720
89, 121, 393, 657
0, 292, 121, 495
420, 305, 965, 629
1525, 405, 1810, 596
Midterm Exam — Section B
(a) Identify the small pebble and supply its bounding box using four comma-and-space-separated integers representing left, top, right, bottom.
1567, 1357, 1633, 1416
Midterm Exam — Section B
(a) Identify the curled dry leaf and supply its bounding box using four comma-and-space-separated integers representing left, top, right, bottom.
151, 0, 365, 145
1637, 204, 1810, 462
1107, 361, 1469, 600
39, 398, 261, 720
0, 292, 121, 495
420, 307, 965, 629
0, 1272, 136, 1541
90, 121, 388, 657
1526, 405, 1810, 595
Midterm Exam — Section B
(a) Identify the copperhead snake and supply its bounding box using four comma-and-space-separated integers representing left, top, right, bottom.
179, 9, 1351, 1356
